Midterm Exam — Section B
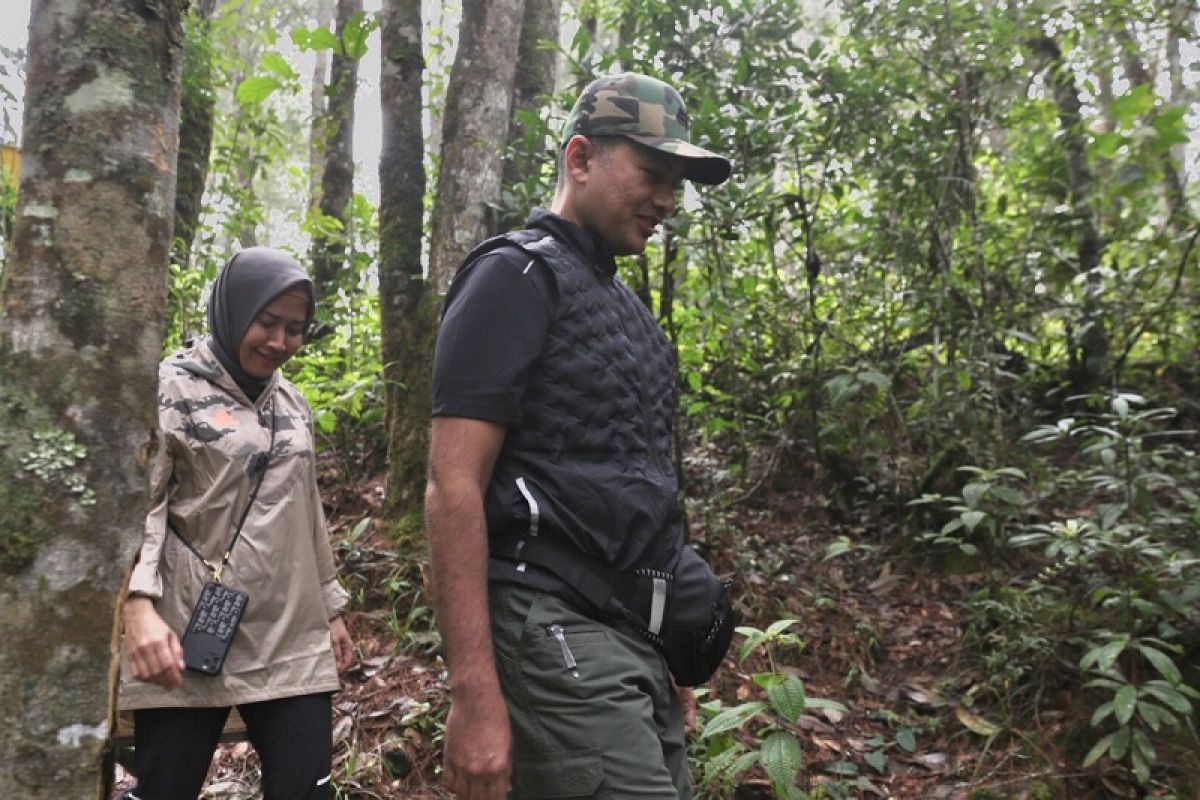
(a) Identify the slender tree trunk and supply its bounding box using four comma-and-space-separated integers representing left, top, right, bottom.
1166, 2, 1189, 193
497, 0, 560, 233
0, 1, 184, 796
428, 0, 525, 291
311, 0, 362, 304
1029, 35, 1107, 391
1112, 23, 1187, 222
309, 0, 335, 208
172, 0, 219, 268
379, 0, 433, 523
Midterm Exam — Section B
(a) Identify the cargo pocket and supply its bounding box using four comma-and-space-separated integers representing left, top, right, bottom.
513, 747, 606, 798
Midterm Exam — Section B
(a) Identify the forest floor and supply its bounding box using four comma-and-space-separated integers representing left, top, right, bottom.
112, 451, 1135, 800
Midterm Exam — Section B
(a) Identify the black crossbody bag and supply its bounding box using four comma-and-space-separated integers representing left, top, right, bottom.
170, 400, 275, 675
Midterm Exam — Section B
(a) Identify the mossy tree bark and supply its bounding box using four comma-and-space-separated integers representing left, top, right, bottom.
0, 0, 184, 796
496, 0, 561, 234
427, 0, 526, 290
311, 0, 362, 306
378, 0, 433, 525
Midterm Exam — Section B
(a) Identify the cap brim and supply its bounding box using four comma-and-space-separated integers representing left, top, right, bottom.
625, 134, 732, 185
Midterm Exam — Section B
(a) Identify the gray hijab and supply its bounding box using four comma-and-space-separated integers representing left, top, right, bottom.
206, 247, 314, 400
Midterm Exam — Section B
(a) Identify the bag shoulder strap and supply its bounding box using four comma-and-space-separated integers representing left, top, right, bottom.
170, 398, 277, 582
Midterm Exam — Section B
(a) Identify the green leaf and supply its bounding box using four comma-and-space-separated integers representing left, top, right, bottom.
766, 674, 807, 723
895, 727, 917, 752
291, 25, 340, 52
1150, 106, 1188, 153
1081, 637, 1127, 671
760, 731, 803, 788
1090, 700, 1114, 726
1082, 732, 1114, 767
700, 702, 766, 738
940, 518, 964, 535
1114, 685, 1137, 725
1135, 644, 1182, 684
864, 748, 887, 773
803, 697, 849, 713
737, 628, 766, 661
961, 482, 987, 508
765, 619, 800, 638
236, 76, 283, 105
1142, 682, 1193, 714
823, 536, 854, 561
1131, 729, 1155, 784
858, 370, 890, 390
1136, 701, 1167, 732
1090, 131, 1127, 159
989, 485, 1025, 506
1109, 726, 1131, 760
260, 52, 297, 80
960, 510, 986, 532
1109, 83, 1156, 128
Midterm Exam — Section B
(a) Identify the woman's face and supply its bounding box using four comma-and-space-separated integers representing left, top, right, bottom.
237, 289, 309, 379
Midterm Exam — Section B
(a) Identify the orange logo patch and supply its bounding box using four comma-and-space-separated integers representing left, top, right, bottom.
212, 408, 238, 428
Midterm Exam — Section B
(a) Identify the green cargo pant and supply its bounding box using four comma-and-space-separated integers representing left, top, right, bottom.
489, 582, 691, 799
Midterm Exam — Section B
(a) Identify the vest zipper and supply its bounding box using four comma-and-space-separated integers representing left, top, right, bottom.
548, 624, 580, 678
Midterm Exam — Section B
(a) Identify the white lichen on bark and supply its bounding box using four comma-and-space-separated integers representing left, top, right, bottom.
64, 64, 135, 115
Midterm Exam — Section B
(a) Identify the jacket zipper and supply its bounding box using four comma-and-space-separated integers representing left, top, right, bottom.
548, 624, 580, 678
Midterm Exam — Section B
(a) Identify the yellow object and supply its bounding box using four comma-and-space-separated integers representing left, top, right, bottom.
1, 143, 19, 186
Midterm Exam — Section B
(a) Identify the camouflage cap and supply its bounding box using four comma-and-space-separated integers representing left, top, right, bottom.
562, 73, 731, 185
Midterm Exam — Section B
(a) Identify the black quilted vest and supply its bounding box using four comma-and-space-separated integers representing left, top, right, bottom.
449, 227, 684, 576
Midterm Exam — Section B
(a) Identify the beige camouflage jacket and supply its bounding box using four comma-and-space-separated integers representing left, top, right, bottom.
120, 339, 348, 710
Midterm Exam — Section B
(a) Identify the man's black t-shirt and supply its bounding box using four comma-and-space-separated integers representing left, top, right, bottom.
432, 209, 616, 425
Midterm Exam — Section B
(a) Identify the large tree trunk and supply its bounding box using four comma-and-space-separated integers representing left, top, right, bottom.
172, 0, 220, 269
311, 0, 362, 305
378, 0, 433, 523
0, 1, 184, 796
497, 0, 561, 234
427, 0, 525, 290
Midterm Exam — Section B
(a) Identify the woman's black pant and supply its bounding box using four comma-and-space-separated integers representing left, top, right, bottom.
131, 692, 333, 800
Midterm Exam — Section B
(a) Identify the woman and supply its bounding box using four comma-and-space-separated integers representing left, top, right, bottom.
120, 248, 353, 799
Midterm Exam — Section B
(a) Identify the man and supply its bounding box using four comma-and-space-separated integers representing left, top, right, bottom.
425, 72, 732, 799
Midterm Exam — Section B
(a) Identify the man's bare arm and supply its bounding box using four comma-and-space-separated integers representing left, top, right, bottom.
425, 416, 511, 799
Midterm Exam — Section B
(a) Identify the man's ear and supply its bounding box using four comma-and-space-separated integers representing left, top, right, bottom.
563, 135, 594, 184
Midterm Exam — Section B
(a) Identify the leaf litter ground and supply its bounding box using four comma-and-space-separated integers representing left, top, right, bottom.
111, 455, 1135, 799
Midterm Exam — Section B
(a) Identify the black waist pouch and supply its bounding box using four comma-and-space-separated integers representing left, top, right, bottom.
491, 533, 737, 686
649, 546, 737, 686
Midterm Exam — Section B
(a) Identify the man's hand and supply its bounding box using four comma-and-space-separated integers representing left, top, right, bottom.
123, 596, 185, 690
442, 685, 513, 799
329, 615, 354, 672
677, 684, 697, 735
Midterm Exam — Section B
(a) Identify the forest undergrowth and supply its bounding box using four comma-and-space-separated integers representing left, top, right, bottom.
112, 412, 1200, 800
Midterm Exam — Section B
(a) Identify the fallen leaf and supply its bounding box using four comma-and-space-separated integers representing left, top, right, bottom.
955, 706, 1002, 737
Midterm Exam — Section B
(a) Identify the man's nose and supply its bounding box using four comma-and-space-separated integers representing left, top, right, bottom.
653, 186, 676, 216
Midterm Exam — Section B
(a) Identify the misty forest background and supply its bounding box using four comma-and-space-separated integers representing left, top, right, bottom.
0, 0, 1199, 798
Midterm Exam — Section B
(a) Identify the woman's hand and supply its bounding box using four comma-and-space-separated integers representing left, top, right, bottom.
329, 615, 354, 672
123, 596, 185, 690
